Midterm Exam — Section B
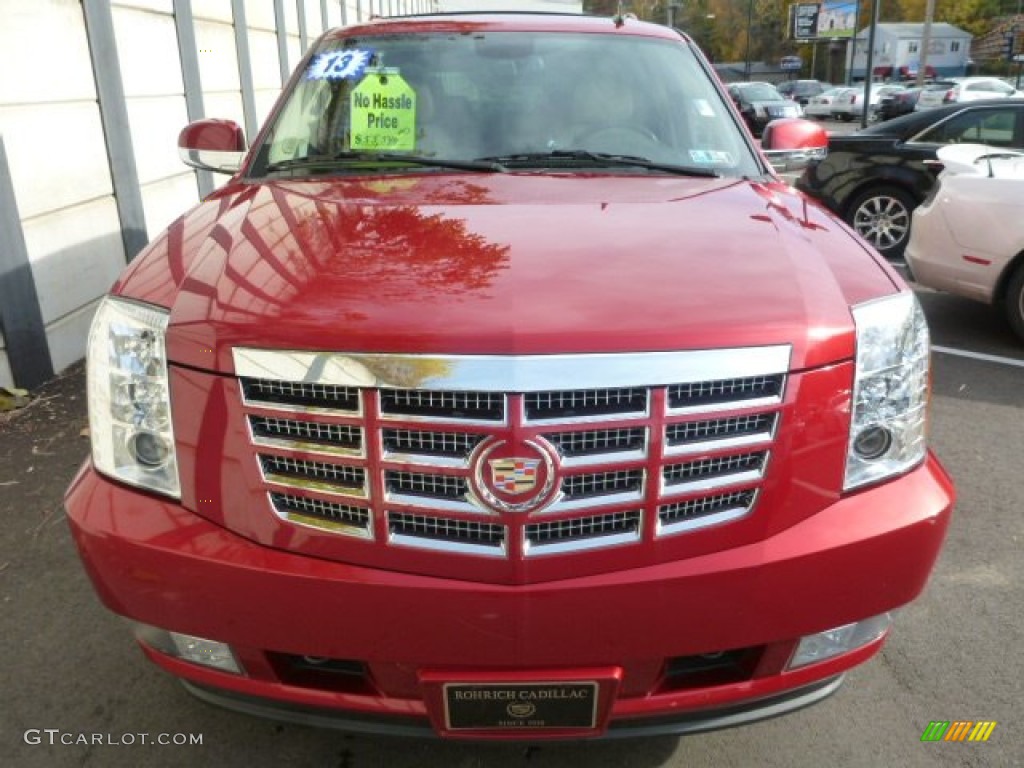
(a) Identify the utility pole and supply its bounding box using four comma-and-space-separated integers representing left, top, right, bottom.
916, 0, 936, 86
861, 0, 880, 128
744, 0, 754, 80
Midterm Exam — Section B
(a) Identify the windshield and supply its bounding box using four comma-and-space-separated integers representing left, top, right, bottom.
250, 30, 760, 178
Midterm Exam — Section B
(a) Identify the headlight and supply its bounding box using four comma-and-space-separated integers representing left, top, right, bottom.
844, 292, 929, 490
87, 297, 180, 498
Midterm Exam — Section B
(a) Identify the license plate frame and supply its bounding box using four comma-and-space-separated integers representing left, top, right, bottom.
443, 681, 599, 731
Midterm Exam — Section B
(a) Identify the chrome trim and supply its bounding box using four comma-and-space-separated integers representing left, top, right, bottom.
524, 512, 643, 556
386, 491, 482, 514
660, 468, 766, 497
546, 488, 645, 514
381, 450, 469, 470
663, 414, 778, 457
656, 501, 756, 537
268, 492, 373, 539
385, 512, 507, 557
240, 378, 362, 417
259, 455, 369, 500
247, 416, 365, 459
559, 447, 647, 468
666, 394, 783, 416
232, 347, 792, 392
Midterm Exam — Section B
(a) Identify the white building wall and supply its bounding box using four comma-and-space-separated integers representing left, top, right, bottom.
0, 0, 427, 389
0, 0, 122, 384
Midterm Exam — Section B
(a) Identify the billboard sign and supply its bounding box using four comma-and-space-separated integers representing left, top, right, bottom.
816, 1, 857, 39
790, 3, 820, 41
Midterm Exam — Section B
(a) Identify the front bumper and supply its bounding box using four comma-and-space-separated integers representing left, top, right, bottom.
66, 456, 953, 739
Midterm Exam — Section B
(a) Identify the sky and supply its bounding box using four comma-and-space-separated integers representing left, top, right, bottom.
436, 1, 583, 11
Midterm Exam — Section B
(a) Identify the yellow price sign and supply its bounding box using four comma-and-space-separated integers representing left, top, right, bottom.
349, 72, 416, 152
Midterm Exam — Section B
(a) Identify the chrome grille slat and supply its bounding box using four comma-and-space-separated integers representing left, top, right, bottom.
380, 389, 505, 422
385, 471, 468, 500
241, 377, 360, 413
662, 452, 768, 495
545, 428, 646, 457
665, 414, 776, 455
387, 512, 506, 556
382, 429, 484, 459
270, 492, 372, 538
525, 511, 642, 555
250, 416, 363, 456
260, 455, 367, 497
668, 375, 784, 412
525, 388, 648, 422
658, 489, 758, 536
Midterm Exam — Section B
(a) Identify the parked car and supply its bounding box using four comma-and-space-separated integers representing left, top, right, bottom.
797, 99, 1024, 258
831, 83, 905, 122
727, 81, 802, 136
906, 143, 1024, 341
916, 76, 1023, 110
804, 87, 851, 119
64, 12, 953, 741
875, 86, 923, 121
776, 79, 830, 105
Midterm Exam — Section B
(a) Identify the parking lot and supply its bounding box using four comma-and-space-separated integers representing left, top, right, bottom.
1, 268, 1021, 766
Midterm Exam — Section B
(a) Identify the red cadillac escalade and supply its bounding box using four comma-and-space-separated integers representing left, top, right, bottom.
65, 12, 954, 739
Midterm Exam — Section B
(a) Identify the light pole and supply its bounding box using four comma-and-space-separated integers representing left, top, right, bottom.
743, 0, 754, 80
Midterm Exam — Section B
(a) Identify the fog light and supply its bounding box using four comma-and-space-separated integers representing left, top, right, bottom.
128, 431, 172, 467
788, 613, 892, 669
170, 632, 241, 673
853, 426, 892, 460
134, 623, 241, 674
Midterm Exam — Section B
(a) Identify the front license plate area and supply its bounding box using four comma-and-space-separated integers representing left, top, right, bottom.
444, 681, 598, 731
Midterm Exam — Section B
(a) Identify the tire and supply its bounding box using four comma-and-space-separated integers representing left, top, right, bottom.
1005, 262, 1024, 342
845, 185, 916, 259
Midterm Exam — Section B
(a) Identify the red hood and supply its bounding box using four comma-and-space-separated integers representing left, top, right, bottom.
116, 174, 899, 373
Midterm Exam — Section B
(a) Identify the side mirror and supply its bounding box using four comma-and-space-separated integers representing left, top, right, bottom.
178, 119, 247, 174
760, 117, 828, 173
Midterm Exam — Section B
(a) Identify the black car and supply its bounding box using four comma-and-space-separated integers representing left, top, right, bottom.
875, 87, 923, 121
776, 79, 830, 106
727, 82, 802, 137
797, 99, 1024, 259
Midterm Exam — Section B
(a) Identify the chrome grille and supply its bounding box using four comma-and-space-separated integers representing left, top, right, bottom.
234, 347, 790, 559
382, 429, 483, 459
658, 490, 757, 535
545, 428, 646, 457
668, 375, 783, 410
385, 471, 468, 501
380, 389, 504, 422
525, 388, 648, 421
270, 492, 372, 538
260, 455, 366, 496
241, 377, 360, 412
525, 511, 642, 555
665, 414, 776, 455
663, 452, 767, 494
250, 416, 362, 454
387, 512, 506, 556
562, 470, 643, 499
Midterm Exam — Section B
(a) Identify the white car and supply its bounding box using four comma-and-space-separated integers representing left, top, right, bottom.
831, 84, 905, 121
905, 143, 1024, 341
804, 87, 850, 119
916, 77, 1023, 110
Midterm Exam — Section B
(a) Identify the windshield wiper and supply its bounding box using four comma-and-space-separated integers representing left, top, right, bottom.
264, 151, 507, 174
474, 150, 721, 177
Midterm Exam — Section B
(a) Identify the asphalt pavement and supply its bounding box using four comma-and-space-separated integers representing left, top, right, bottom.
2, 271, 1022, 765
